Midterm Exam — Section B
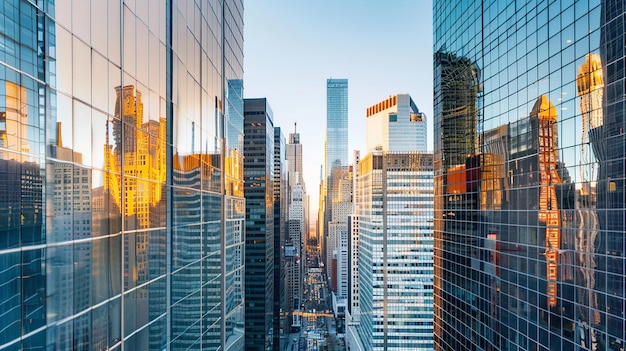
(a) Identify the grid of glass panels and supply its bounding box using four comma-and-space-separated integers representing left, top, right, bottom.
356, 152, 434, 350
434, 1, 625, 350
323, 78, 349, 259
326, 78, 349, 178
0, 0, 244, 350
243, 98, 275, 351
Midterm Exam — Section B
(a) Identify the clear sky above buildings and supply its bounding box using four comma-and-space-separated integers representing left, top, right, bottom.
244, 1, 433, 215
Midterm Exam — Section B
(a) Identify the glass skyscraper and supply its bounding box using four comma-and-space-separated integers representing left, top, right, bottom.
0, 0, 245, 350
325, 78, 349, 179
243, 98, 275, 351
322, 78, 348, 269
434, 1, 625, 350
273, 126, 287, 350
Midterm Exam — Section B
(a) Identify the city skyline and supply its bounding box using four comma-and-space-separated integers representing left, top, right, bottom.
2, 1, 625, 351
244, 1, 434, 216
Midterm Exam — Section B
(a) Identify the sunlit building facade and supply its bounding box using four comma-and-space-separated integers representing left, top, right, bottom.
434, 1, 626, 350
0, 0, 245, 350
356, 152, 435, 351
286, 129, 307, 325
366, 94, 427, 153
348, 150, 362, 325
346, 150, 362, 351
329, 176, 352, 299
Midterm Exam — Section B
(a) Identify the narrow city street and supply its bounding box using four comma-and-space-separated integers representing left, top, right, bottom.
285, 242, 344, 351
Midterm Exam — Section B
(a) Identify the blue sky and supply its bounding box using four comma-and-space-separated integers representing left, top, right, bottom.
244, 1, 433, 216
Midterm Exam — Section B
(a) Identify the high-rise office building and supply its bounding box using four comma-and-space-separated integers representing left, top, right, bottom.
366, 94, 427, 152
0, 1, 245, 350
322, 78, 349, 268
287, 182, 304, 331
287, 126, 304, 191
348, 95, 434, 351
287, 127, 308, 242
328, 172, 352, 337
328, 175, 352, 297
273, 126, 287, 350
434, 1, 626, 350
284, 124, 309, 334
347, 150, 361, 328
284, 240, 301, 332
288, 184, 305, 254
325, 166, 348, 272
326, 79, 349, 178
243, 98, 275, 351
354, 152, 435, 351
332, 175, 352, 300
286, 126, 308, 257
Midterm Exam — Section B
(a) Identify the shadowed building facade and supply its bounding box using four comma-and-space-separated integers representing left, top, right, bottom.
243, 98, 275, 351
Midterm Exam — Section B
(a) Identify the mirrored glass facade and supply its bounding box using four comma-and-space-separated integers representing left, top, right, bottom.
434, 1, 625, 350
0, 0, 244, 349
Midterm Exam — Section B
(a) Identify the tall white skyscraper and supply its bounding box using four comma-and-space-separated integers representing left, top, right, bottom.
349, 95, 433, 351
366, 94, 427, 152
355, 152, 434, 351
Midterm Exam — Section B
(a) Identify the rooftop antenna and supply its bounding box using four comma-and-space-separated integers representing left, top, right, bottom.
294, 121, 297, 134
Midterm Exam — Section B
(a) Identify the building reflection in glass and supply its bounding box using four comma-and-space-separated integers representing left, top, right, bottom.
433, 50, 486, 350
591, 2, 625, 349
1, 79, 46, 347
530, 96, 563, 308
0, 0, 245, 349
435, 1, 626, 349
103, 85, 167, 349
574, 53, 603, 345
434, 51, 481, 169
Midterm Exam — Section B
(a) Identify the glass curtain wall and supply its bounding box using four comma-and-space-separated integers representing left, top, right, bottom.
0, 0, 244, 350
434, 1, 625, 350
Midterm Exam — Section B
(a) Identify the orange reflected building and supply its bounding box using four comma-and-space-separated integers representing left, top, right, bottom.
434, 2, 626, 350
0, 82, 30, 160
103, 85, 167, 307
530, 96, 563, 307
105, 85, 167, 230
